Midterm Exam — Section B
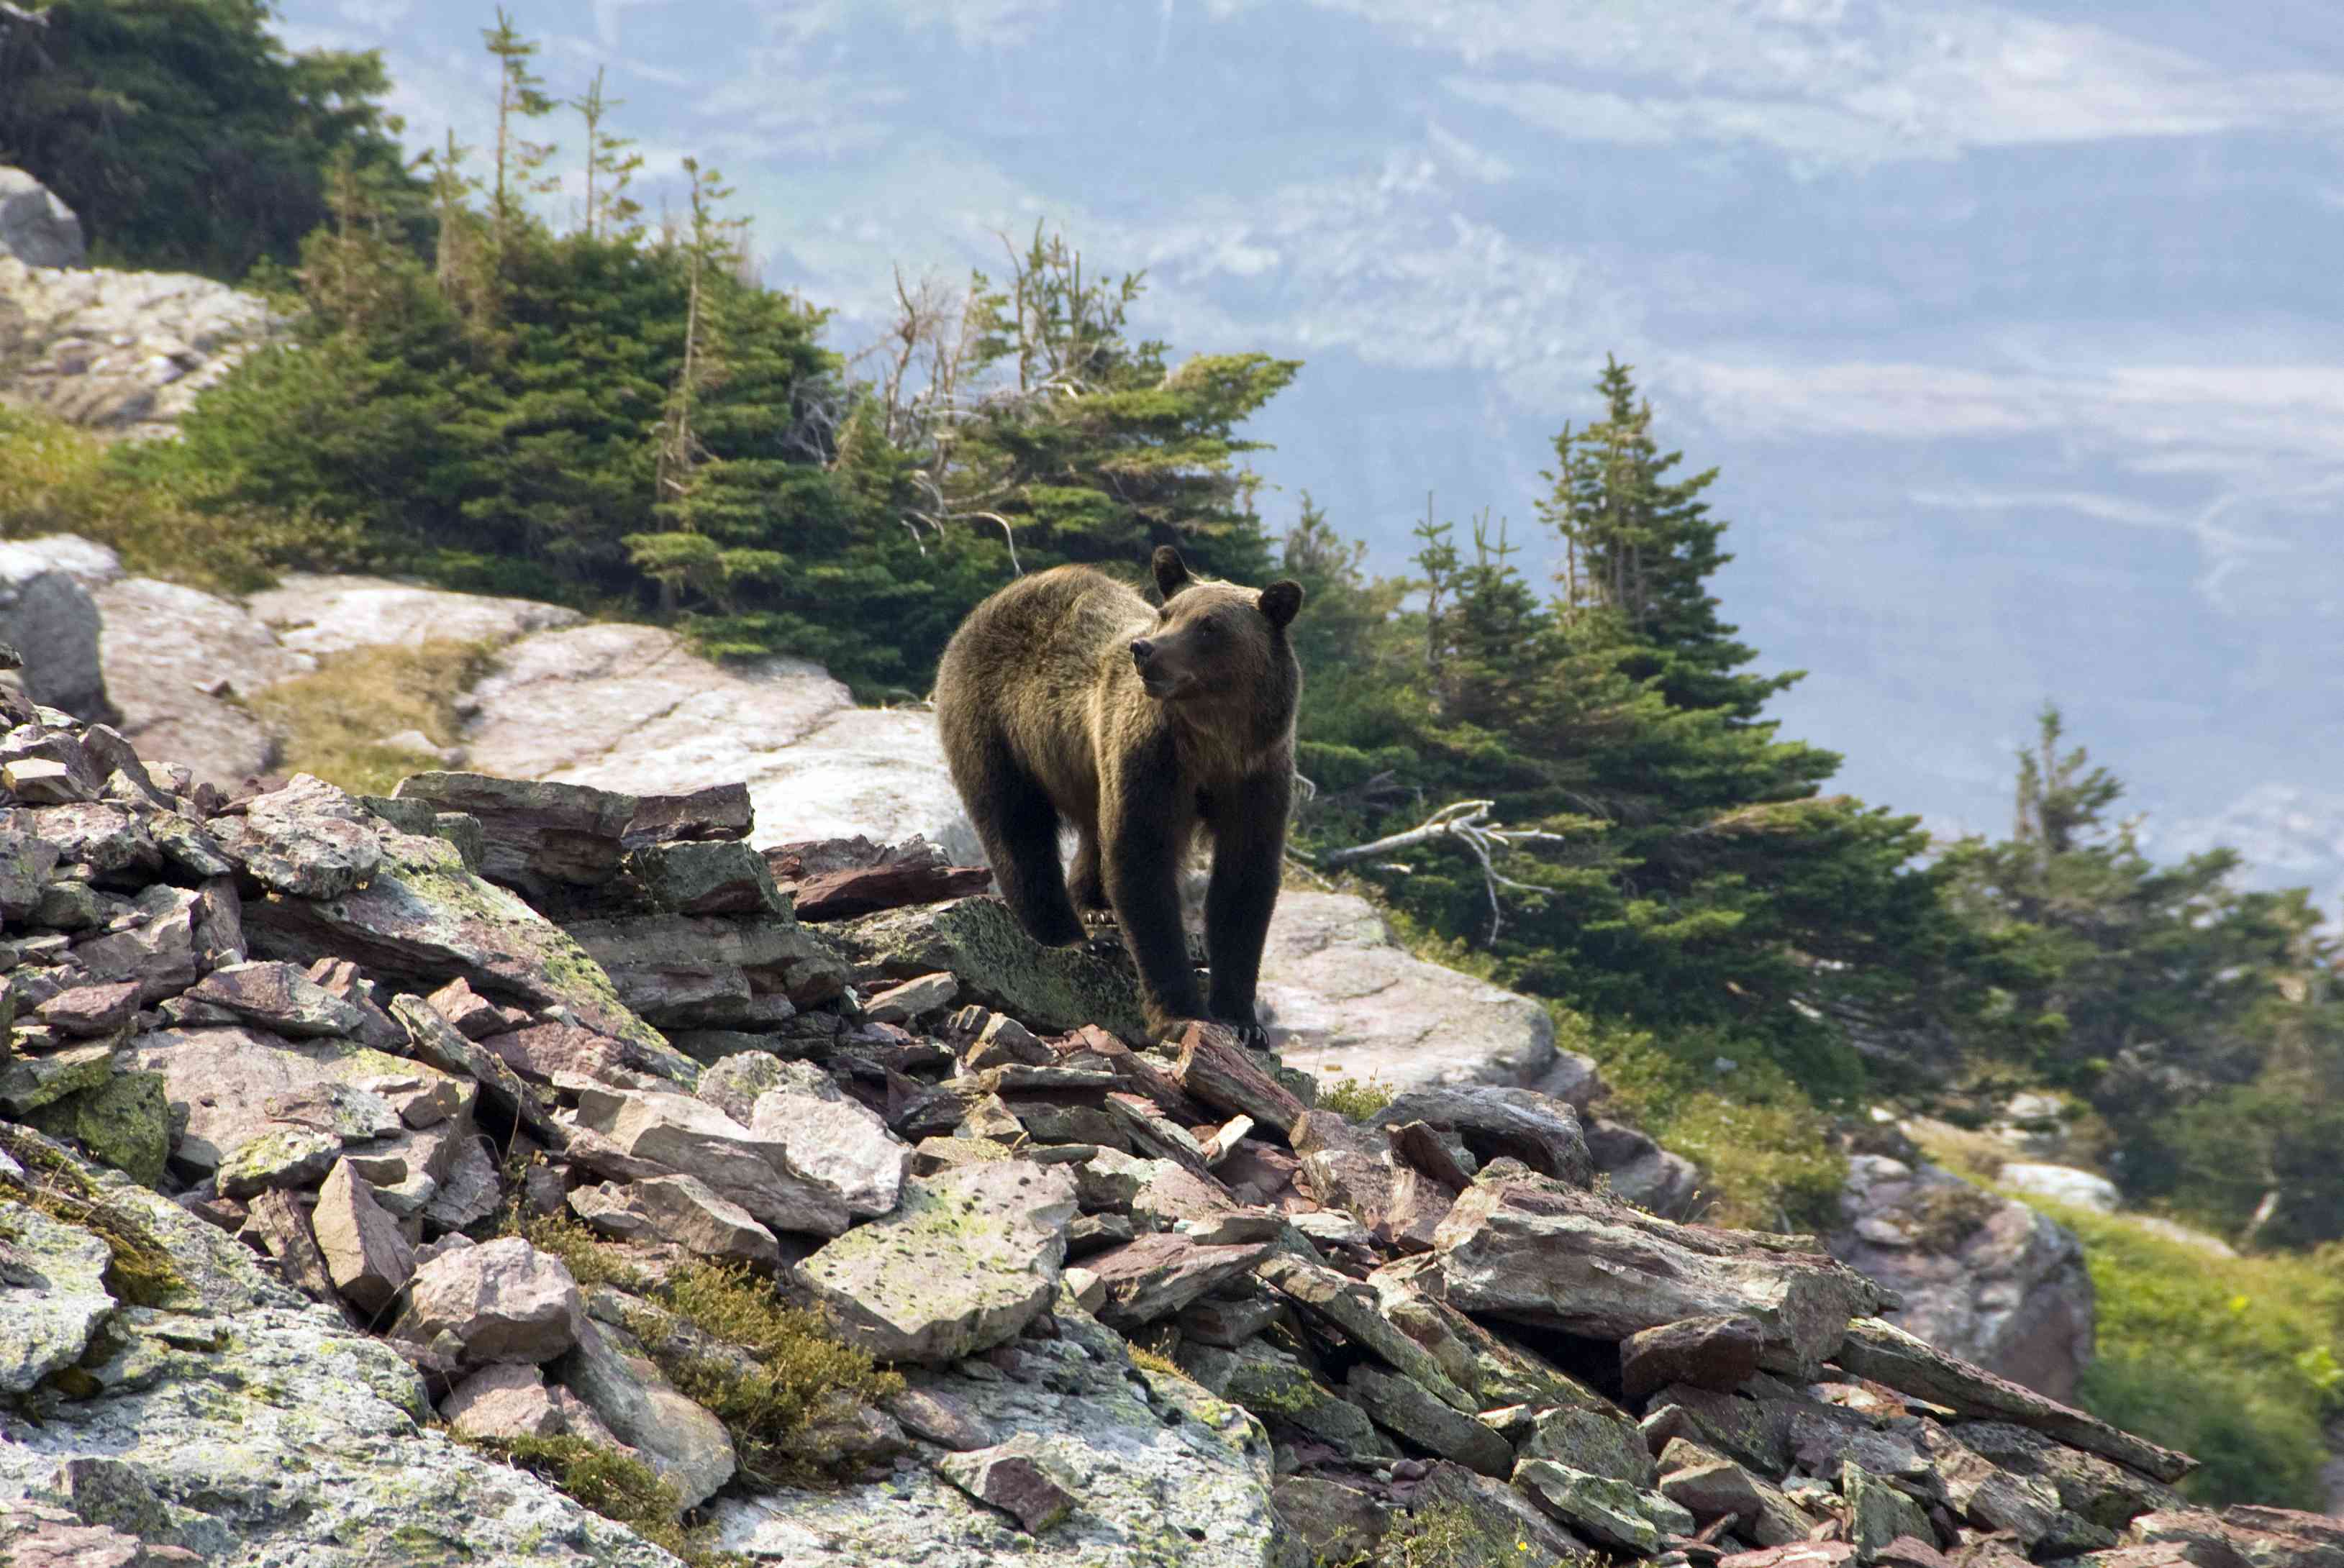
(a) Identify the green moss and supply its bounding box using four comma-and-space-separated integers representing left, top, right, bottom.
1348, 1497, 1594, 1568
0, 1127, 185, 1306
494, 1205, 904, 1490
632, 1260, 905, 1487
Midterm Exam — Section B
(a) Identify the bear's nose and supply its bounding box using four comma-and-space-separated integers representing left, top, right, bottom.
1129, 638, 1155, 664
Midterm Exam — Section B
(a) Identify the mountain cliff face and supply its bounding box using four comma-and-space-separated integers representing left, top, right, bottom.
3, 538, 2335, 1567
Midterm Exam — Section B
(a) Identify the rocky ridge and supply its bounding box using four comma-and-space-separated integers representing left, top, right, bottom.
1, 683, 2330, 1568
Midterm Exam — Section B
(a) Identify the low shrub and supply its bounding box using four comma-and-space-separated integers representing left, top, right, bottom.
2035, 1200, 2344, 1508
0, 406, 358, 594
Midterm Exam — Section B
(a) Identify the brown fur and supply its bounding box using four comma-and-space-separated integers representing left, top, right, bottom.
934, 547, 1304, 1038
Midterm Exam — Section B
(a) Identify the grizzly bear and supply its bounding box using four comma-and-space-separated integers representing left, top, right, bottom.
934, 546, 1304, 1040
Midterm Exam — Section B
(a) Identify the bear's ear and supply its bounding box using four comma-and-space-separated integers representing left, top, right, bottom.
1258, 579, 1304, 629
1152, 545, 1192, 601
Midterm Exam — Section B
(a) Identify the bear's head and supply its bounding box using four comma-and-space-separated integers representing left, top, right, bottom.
1128, 546, 1304, 719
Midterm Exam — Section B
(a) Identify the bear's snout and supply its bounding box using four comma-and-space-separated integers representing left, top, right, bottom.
1129, 638, 1156, 665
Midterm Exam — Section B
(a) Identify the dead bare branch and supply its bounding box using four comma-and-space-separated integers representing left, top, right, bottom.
1300, 799, 1563, 944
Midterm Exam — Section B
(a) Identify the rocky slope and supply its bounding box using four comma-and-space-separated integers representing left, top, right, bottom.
6, 647, 2339, 1566
0, 532, 2096, 1398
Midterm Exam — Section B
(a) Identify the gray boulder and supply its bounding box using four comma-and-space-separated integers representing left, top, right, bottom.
0, 536, 117, 721
0, 1131, 691, 1566
1827, 1154, 2094, 1402
1435, 1175, 1896, 1376
0, 166, 86, 265
390, 1237, 587, 1367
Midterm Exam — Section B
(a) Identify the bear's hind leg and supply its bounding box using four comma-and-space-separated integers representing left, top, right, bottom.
1066, 831, 1112, 918
968, 746, 1086, 949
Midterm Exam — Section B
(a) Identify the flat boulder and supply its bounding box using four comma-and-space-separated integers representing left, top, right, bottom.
798, 1160, 1078, 1364
566, 1175, 781, 1269
1258, 891, 1563, 1090
182, 960, 369, 1039
1435, 1175, 1895, 1376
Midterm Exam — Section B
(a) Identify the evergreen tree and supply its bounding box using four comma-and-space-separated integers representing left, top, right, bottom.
1938, 706, 2338, 1238
1542, 356, 1789, 720
1286, 370, 1980, 1106
0, 0, 424, 278
571, 67, 643, 242
883, 224, 1296, 582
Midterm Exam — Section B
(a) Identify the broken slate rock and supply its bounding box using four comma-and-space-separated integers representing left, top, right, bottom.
1658, 1439, 1817, 1546
1623, 1313, 1769, 1399
1520, 1403, 1659, 1487
566, 1174, 781, 1269
798, 1159, 1078, 1364
1832, 1316, 2195, 1484
827, 896, 1152, 1045
1364, 1083, 1594, 1184
183, 960, 369, 1039
937, 1437, 1079, 1534
1514, 1458, 1696, 1556
1082, 1232, 1274, 1333
440, 1362, 568, 1441
214, 774, 383, 898
391, 1236, 586, 1367
553, 1315, 738, 1509
312, 1157, 414, 1316
748, 1084, 910, 1219
35, 980, 142, 1037
571, 1083, 850, 1236
696, 1052, 832, 1125
214, 1126, 342, 1198
862, 970, 959, 1024
1345, 1362, 1514, 1477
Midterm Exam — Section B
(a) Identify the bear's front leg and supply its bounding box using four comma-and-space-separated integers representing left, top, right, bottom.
1101, 765, 1208, 1038
1204, 770, 1289, 1047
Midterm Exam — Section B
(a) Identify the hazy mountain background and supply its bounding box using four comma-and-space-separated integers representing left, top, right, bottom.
278, 0, 2344, 911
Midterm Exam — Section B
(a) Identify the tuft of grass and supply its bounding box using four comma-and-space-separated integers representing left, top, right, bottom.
1317, 1077, 1396, 1122
498, 1208, 648, 1293
2021, 1198, 2344, 1510
1903, 1116, 2010, 1185
467, 1434, 743, 1567
246, 639, 496, 798
0, 406, 359, 595
1127, 1330, 1186, 1381
631, 1260, 905, 1487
